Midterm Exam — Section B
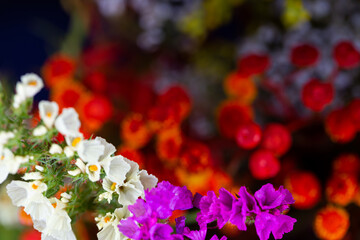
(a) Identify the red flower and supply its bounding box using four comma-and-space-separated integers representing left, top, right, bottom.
217, 100, 253, 139
156, 127, 183, 163
333, 153, 360, 177
301, 79, 334, 112
42, 54, 76, 88
237, 53, 270, 77
285, 171, 321, 209
348, 99, 360, 130
261, 123, 291, 156
249, 149, 280, 180
325, 108, 357, 143
236, 121, 262, 149
314, 206, 350, 240
180, 140, 211, 172
291, 43, 320, 67
83, 71, 107, 94
158, 86, 192, 122
20, 229, 41, 240
333, 41, 360, 69
326, 174, 357, 206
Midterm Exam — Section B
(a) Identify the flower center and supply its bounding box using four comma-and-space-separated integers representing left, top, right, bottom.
32, 184, 38, 190
0, 155, 4, 160
89, 165, 98, 172
111, 182, 117, 191
104, 216, 111, 223
71, 137, 82, 147
28, 80, 37, 86
52, 202, 57, 208
46, 112, 52, 118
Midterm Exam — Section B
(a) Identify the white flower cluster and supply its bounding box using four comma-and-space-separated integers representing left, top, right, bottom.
2, 73, 159, 240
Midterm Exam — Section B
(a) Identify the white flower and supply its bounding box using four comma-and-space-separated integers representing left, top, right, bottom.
102, 155, 131, 186
75, 158, 86, 172
68, 169, 81, 176
33, 126, 47, 136
85, 162, 101, 182
20, 73, 44, 98
49, 144, 62, 155
0, 131, 15, 147
65, 133, 84, 151
78, 139, 105, 163
35, 165, 44, 172
139, 170, 158, 191
0, 149, 24, 184
96, 208, 130, 240
6, 180, 53, 222
39, 101, 59, 128
54, 108, 81, 137
117, 180, 143, 206
40, 199, 76, 240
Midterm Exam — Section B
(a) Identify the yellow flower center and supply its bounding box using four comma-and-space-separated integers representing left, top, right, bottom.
28, 80, 37, 86
89, 165, 98, 172
111, 182, 117, 191
31, 184, 38, 190
104, 216, 111, 223
52, 203, 57, 208
46, 112, 52, 118
0, 156, 4, 160
71, 137, 82, 147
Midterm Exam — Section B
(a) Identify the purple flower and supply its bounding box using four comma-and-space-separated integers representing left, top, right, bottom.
210, 235, 227, 240
218, 188, 236, 228
238, 186, 261, 215
175, 216, 186, 234
254, 212, 297, 240
229, 200, 247, 231
254, 183, 286, 210
150, 223, 174, 240
196, 191, 219, 227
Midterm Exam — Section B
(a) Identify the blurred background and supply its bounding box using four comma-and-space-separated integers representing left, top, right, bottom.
1, 0, 360, 239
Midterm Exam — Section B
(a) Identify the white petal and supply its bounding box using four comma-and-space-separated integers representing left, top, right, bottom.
54, 108, 81, 137
97, 223, 121, 240
103, 156, 131, 185
86, 163, 101, 182
139, 170, 158, 190
95, 137, 116, 161
6, 180, 29, 207
24, 195, 53, 221
0, 164, 9, 184
75, 159, 86, 172
64, 147, 74, 158
22, 172, 43, 181
78, 140, 105, 163
33, 126, 47, 136
117, 182, 143, 206
49, 144, 62, 155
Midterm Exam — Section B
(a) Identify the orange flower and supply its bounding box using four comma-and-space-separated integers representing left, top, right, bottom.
354, 186, 360, 207
326, 174, 357, 206
284, 171, 321, 209
223, 72, 257, 104
121, 113, 151, 149
217, 100, 253, 139
50, 80, 87, 110
54, 185, 72, 199
156, 127, 183, 163
117, 146, 145, 169
18, 207, 32, 226
42, 54, 76, 88
333, 153, 360, 177
147, 105, 181, 132
314, 206, 349, 240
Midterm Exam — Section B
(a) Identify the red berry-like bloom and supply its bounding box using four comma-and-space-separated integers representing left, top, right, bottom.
236, 122, 262, 149
333, 153, 360, 177
42, 54, 76, 87
249, 149, 280, 180
301, 79, 334, 112
83, 71, 107, 94
290, 43, 320, 67
81, 95, 113, 123
180, 140, 211, 172
20, 229, 41, 240
158, 86, 192, 122
261, 123, 291, 156
325, 108, 357, 143
333, 41, 360, 69
285, 171, 321, 209
314, 206, 350, 240
326, 174, 357, 206
348, 99, 360, 130
238, 53, 270, 77
217, 100, 253, 139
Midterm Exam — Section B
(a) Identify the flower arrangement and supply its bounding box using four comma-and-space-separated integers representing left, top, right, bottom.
0, 74, 296, 239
